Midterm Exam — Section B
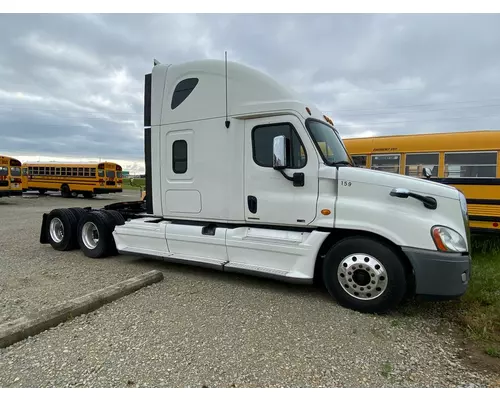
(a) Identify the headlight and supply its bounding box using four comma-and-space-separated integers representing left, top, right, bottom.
431, 226, 467, 253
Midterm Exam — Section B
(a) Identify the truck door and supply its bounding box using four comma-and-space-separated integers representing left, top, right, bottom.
244, 115, 319, 226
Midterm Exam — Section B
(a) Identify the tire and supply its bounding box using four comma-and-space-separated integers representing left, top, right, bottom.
322, 236, 407, 314
77, 210, 117, 258
46, 208, 78, 251
67, 207, 87, 226
61, 184, 71, 198
102, 210, 125, 255
103, 210, 126, 226
83, 192, 95, 199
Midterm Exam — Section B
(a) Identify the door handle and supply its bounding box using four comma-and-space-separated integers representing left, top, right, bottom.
247, 195, 257, 214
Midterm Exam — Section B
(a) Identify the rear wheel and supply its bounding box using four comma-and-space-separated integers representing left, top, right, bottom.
67, 207, 87, 225
61, 184, 71, 198
322, 236, 407, 314
103, 210, 125, 226
77, 210, 117, 258
46, 208, 78, 251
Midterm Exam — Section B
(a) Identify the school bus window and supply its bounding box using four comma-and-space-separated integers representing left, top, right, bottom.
84, 168, 89, 177
98, 169, 104, 178
56, 167, 61, 175
51, 167, 56, 175
352, 155, 367, 168
33, 167, 39, 175
11, 166, 21, 176
117, 171, 122, 178
371, 154, 401, 173
22, 168, 27, 176
73, 167, 78, 175
106, 170, 115, 179
444, 151, 497, 178
405, 153, 439, 177
0, 166, 7, 176
91, 168, 96, 176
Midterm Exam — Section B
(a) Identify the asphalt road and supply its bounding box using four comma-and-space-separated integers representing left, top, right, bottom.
0, 190, 497, 387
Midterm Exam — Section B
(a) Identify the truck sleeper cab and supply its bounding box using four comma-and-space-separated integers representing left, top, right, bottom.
39, 59, 471, 314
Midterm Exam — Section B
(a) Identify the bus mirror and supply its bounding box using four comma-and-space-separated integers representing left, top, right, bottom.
273, 135, 287, 170
422, 167, 432, 179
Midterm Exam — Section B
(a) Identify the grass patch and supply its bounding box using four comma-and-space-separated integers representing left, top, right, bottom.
452, 234, 500, 357
122, 178, 145, 191
380, 362, 393, 378
485, 347, 500, 358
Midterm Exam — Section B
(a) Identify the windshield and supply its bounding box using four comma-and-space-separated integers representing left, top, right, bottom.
305, 119, 352, 166
10, 167, 21, 176
0, 166, 7, 176
106, 170, 115, 179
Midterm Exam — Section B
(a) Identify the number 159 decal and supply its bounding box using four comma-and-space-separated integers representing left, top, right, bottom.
340, 181, 352, 187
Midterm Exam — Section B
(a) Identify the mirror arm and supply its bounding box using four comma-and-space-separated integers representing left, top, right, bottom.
277, 169, 294, 181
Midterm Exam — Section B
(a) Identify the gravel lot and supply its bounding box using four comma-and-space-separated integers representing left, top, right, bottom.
0, 191, 498, 387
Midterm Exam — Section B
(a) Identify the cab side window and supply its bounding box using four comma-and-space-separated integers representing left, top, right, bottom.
252, 123, 306, 169
172, 140, 188, 174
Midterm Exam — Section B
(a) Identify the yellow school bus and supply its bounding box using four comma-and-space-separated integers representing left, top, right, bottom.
0, 155, 23, 198
342, 130, 500, 235
21, 161, 123, 198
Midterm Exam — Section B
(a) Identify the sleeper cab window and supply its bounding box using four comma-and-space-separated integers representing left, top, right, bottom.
171, 78, 199, 110
172, 140, 188, 174
252, 123, 306, 169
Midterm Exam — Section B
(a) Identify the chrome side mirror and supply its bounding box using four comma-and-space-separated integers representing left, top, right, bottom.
272, 135, 287, 169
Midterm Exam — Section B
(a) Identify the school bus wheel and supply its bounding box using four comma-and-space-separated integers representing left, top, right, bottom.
83, 192, 95, 199
61, 184, 71, 198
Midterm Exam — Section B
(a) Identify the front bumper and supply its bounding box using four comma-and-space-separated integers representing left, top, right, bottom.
402, 247, 470, 299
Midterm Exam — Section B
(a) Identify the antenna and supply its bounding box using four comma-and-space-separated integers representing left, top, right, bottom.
225, 51, 230, 129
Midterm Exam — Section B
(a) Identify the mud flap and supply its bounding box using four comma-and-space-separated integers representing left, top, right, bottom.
39, 213, 49, 244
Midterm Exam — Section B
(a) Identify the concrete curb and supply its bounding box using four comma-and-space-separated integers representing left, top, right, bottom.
0, 269, 164, 349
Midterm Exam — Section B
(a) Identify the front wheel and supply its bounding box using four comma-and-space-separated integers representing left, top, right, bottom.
322, 236, 407, 314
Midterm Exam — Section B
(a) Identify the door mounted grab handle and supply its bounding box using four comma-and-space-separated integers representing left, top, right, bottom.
247, 195, 257, 214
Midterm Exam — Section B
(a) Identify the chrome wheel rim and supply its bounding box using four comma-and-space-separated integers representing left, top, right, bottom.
82, 221, 99, 250
337, 253, 388, 300
49, 218, 64, 243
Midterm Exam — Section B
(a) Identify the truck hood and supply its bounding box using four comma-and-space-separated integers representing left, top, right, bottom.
338, 166, 460, 201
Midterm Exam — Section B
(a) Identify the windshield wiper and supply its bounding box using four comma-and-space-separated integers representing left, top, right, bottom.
332, 160, 352, 167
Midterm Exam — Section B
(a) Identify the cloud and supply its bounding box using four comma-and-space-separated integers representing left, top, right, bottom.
1, 13, 500, 173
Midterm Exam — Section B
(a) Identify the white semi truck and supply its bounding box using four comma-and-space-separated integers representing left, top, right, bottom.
39, 58, 471, 313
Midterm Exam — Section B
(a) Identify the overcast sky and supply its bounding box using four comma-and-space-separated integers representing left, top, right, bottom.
1, 13, 500, 173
